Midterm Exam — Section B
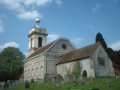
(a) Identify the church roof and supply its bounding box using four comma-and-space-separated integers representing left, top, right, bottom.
25, 38, 72, 60
26, 40, 57, 59
57, 42, 100, 65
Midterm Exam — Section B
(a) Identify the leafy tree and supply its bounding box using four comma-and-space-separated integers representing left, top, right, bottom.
107, 48, 114, 53
96, 32, 107, 50
95, 33, 120, 66
108, 50, 120, 65
72, 61, 81, 83
0, 47, 25, 81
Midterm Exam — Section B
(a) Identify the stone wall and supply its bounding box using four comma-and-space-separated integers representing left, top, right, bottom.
24, 53, 46, 82
57, 58, 95, 79
46, 39, 75, 75
57, 61, 75, 78
56, 44, 115, 79
48, 39, 75, 54
92, 44, 115, 77
24, 38, 75, 82
80, 58, 95, 78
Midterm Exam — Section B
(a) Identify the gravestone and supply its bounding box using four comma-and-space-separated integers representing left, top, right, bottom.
31, 79, 34, 83
0, 82, 3, 90
0, 82, 4, 89
25, 81, 30, 90
80, 74, 83, 81
4, 81, 9, 89
90, 88, 99, 90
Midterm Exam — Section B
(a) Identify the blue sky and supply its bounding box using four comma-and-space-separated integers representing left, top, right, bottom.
0, 0, 120, 55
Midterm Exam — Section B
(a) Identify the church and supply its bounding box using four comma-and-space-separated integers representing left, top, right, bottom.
24, 17, 115, 82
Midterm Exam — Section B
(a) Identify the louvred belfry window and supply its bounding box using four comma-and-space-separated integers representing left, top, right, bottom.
38, 37, 42, 47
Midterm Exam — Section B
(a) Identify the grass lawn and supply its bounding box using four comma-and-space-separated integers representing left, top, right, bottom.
7, 77, 120, 90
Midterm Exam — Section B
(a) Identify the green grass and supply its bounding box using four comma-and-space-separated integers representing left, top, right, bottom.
7, 77, 120, 90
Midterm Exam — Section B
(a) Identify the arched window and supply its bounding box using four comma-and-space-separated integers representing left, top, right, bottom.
32, 68, 34, 76
40, 66, 43, 75
28, 69, 30, 77
83, 70, 87, 77
30, 38, 33, 49
38, 37, 42, 47
36, 67, 38, 75
98, 57, 105, 66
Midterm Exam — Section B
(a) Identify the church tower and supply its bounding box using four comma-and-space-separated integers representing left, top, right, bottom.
28, 17, 48, 55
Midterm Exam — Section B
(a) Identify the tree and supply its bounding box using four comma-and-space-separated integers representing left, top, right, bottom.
96, 32, 107, 50
72, 61, 81, 83
0, 47, 25, 81
108, 50, 120, 65
95, 32, 120, 66
107, 48, 114, 54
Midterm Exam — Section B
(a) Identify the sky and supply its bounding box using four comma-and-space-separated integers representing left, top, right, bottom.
0, 0, 120, 55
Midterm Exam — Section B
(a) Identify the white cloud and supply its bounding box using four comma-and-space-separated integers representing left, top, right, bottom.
0, 0, 53, 10
47, 34, 83, 47
0, 0, 40, 20
71, 37, 84, 46
0, 42, 19, 50
0, 20, 4, 33
92, 4, 103, 12
23, 0, 53, 6
0, 0, 62, 20
0, 0, 24, 13
109, 41, 120, 51
18, 10, 41, 20
55, 0, 62, 6
47, 34, 60, 42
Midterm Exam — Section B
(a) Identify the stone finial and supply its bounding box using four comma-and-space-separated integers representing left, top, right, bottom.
35, 17, 40, 28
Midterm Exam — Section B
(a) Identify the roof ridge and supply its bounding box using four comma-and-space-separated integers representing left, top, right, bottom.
78, 42, 99, 50
64, 42, 99, 55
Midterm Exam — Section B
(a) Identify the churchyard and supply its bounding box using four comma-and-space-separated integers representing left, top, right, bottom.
2, 77, 120, 90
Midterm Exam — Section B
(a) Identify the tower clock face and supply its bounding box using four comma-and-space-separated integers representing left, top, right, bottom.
62, 43, 67, 49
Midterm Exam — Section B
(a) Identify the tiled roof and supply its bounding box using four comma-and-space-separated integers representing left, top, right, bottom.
26, 40, 56, 59
57, 42, 100, 64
